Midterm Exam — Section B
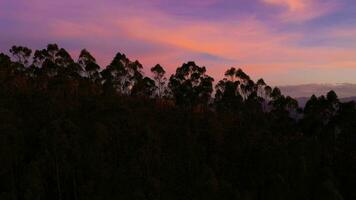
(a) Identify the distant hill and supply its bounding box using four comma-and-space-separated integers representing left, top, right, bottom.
296, 96, 356, 108
295, 97, 310, 108
279, 83, 356, 99
341, 96, 356, 103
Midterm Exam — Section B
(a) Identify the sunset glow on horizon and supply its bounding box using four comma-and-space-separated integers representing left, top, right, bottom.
1, 0, 356, 86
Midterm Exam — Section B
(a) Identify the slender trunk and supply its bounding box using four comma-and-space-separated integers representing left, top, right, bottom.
11, 162, 17, 200
73, 169, 78, 200
54, 149, 62, 200
158, 80, 163, 98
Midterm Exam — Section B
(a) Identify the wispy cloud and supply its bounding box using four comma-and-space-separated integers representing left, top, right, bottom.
262, 0, 337, 22
263, 0, 307, 11
0, 0, 355, 85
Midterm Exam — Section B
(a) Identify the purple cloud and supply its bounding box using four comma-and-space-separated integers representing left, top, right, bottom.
0, 0, 355, 87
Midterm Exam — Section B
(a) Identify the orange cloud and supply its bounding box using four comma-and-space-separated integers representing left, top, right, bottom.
117, 16, 299, 61
6, 0, 353, 85
263, 0, 307, 11
262, 0, 337, 22
49, 20, 114, 39
112, 10, 356, 85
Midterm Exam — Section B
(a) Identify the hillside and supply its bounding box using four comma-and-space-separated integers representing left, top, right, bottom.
0, 45, 356, 200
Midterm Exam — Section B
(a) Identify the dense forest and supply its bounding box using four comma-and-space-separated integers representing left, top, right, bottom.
0, 44, 355, 200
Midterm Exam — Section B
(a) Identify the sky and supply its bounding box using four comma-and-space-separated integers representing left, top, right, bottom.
1, 0, 356, 91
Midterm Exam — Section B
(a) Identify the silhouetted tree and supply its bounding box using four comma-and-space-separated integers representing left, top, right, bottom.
131, 77, 156, 97
78, 49, 101, 81
101, 53, 143, 94
9, 45, 32, 67
215, 68, 243, 113
151, 64, 167, 98
0, 44, 354, 200
168, 61, 213, 108
0, 53, 11, 72
224, 67, 236, 81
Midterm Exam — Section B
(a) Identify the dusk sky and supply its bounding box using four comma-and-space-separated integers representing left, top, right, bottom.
1, 0, 356, 87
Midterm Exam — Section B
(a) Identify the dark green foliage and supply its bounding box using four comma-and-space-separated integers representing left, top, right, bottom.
0, 44, 355, 200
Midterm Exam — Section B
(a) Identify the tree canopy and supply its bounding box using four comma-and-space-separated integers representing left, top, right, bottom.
0, 44, 355, 200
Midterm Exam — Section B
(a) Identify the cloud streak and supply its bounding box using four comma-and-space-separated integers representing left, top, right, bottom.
262, 0, 338, 22
0, 0, 355, 86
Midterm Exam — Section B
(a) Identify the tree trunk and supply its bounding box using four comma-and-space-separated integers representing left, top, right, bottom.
54, 150, 62, 200
11, 162, 17, 200
73, 170, 78, 200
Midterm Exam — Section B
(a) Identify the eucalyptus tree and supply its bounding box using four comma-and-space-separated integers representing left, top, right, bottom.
151, 64, 167, 98
256, 79, 267, 97
131, 77, 156, 97
0, 53, 11, 70
222, 67, 254, 100
9, 45, 32, 68
215, 68, 243, 113
235, 69, 254, 100
78, 49, 101, 81
268, 87, 299, 122
168, 61, 214, 108
32, 44, 80, 77
216, 68, 273, 115
101, 53, 143, 94
224, 67, 236, 81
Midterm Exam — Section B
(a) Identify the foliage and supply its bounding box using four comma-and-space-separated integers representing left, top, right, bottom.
0, 44, 355, 200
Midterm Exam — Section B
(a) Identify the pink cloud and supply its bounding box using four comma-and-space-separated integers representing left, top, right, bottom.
1, 0, 355, 85
263, 0, 307, 11
262, 0, 338, 22
49, 20, 115, 39
43, 6, 356, 83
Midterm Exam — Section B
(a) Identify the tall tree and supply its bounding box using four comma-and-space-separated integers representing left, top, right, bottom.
131, 77, 156, 97
224, 67, 236, 81
78, 49, 100, 81
33, 44, 61, 76
169, 61, 214, 108
0, 53, 11, 70
151, 64, 166, 98
215, 68, 243, 113
101, 53, 143, 94
9, 46, 32, 69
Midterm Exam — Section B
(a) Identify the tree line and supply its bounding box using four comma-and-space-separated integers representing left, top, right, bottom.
0, 44, 355, 200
